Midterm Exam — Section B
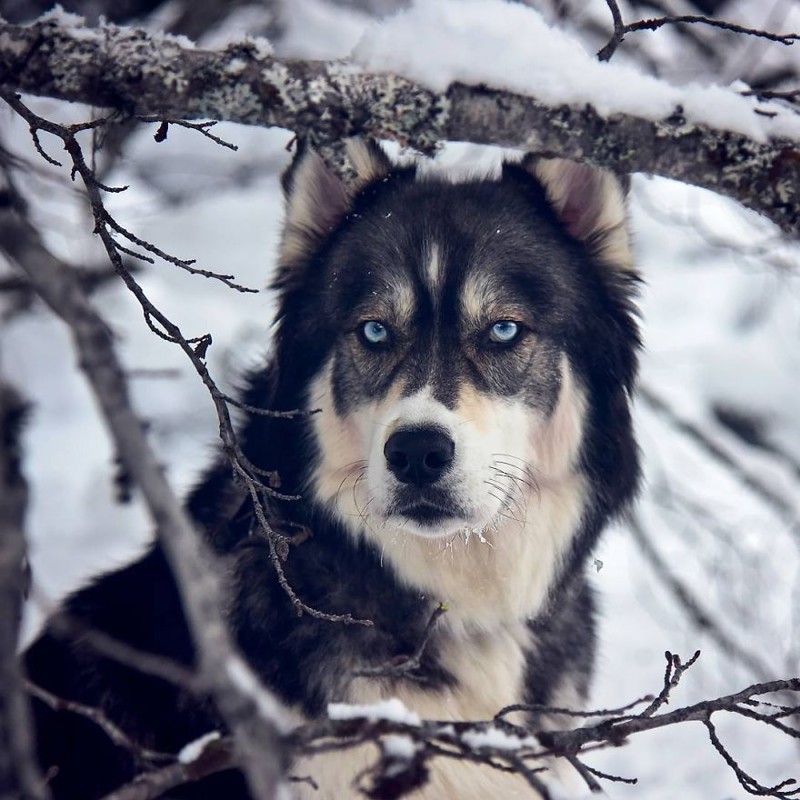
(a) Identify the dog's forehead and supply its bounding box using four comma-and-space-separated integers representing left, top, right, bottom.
331, 177, 570, 321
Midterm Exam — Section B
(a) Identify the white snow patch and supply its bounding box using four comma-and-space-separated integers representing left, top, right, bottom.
353, 0, 800, 141
178, 731, 221, 764
39, 4, 86, 26
277, 0, 371, 59
244, 36, 274, 59
142, 26, 197, 51
461, 726, 537, 751
225, 58, 248, 76
65, 25, 103, 41
328, 698, 421, 726
383, 734, 417, 759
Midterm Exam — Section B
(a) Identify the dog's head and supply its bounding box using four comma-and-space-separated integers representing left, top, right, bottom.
268, 141, 640, 616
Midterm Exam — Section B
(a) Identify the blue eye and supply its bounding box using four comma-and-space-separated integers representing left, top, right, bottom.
361, 320, 389, 345
489, 321, 521, 344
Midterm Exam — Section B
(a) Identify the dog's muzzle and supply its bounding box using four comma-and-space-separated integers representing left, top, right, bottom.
382, 426, 461, 529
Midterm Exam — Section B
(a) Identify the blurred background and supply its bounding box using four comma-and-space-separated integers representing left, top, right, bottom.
1, 1, 799, 797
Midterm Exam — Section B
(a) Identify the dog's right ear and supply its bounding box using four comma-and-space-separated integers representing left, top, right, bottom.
276, 139, 392, 288
521, 156, 634, 274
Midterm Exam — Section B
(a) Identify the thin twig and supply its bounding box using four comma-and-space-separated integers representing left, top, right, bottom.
25, 681, 172, 764
495, 694, 654, 721
704, 718, 800, 797
2, 90, 366, 627
102, 212, 257, 293
640, 650, 701, 717
137, 117, 239, 151
575, 758, 638, 786
598, 0, 799, 61
100, 737, 236, 800
352, 603, 447, 678
0, 92, 288, 799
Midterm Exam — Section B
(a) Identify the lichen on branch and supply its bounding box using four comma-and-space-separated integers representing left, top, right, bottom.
0, 14, 798, 235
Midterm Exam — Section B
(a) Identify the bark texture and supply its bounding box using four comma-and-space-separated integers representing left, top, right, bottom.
0, 378, 48, 800
0, 17, 798, 234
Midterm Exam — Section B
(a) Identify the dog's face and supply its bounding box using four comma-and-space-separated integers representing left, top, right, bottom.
307, 194, 590, 542
272, 142, 639, 603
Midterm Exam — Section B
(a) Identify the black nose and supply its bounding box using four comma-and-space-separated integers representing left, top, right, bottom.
384, 428, 455, 486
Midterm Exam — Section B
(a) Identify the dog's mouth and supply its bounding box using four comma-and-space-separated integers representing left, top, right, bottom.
384, 489, 470, 535
392, 502, 455, 525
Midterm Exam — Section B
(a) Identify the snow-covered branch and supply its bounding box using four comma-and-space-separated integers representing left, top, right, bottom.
285, 659, 800, 800
1, 12, 799, 234
27, 652, 799, 800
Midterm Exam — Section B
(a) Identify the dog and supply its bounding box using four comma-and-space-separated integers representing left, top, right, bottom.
24, 140, 641, 799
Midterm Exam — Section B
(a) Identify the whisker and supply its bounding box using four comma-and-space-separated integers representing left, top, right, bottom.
486, 489, 508, 507
492, 455, 542, 500
333, 460, 367, 506
492, 460, 534, 480
351, 472, 368, 522
484, 478, 508, 493
490, 468, 534, 492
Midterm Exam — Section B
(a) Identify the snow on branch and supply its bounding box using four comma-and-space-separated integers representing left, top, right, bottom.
24, 651, 800, 800
0, 10, 799, 234
298, 654, 800, 800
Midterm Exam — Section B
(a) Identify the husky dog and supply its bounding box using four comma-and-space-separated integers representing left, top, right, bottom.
24, 141, 640, 799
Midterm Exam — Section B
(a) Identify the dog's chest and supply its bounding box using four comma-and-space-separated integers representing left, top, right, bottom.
294, 621, 535, 799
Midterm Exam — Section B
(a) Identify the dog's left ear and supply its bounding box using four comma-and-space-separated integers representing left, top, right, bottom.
522, 156, 634, 273
276, 139, 392, 287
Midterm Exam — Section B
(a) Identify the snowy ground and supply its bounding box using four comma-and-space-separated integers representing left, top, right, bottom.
2, 1, 800, 797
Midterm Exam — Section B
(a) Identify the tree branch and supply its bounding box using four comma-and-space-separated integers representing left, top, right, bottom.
0, 383, 49, 799
33, 665, 800, 800
0, 174, 289, 799
25, 680, 172, 765
0, 16, 799, 235
598, 0, 799, 62
300, 657, 800, 800
0, 88, 372, 629
100, 735, 236, 800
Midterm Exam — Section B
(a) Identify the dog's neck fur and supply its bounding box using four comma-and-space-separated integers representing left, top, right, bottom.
358, 472, 587, 631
